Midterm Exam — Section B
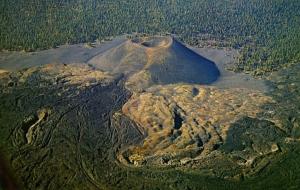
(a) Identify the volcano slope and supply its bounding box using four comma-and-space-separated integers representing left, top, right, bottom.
88, 36, 220, 91
0, 37, 299, 189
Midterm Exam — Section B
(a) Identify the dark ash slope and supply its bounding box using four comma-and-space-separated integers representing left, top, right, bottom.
88, 36, 220, 89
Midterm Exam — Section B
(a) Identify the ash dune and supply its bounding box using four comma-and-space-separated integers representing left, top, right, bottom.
88, 36, 220, 90
0, 37, 126, 72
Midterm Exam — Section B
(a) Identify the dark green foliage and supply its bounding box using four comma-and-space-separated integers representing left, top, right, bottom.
1, 0, 299, 74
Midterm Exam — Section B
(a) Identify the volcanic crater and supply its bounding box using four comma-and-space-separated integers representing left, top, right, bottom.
88, 36, 220, 91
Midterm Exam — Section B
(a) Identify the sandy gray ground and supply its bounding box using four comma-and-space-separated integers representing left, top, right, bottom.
0, 37, 268, 92
0, 37, 126, 71
192, 47, 269, 92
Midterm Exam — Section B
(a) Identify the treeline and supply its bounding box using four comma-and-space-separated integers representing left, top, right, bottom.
1, 0, 299, 75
